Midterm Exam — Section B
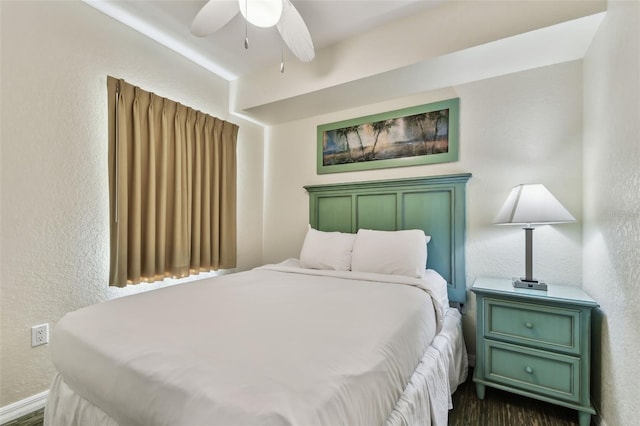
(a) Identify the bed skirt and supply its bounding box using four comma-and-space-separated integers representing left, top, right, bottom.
385, 307, 468, 426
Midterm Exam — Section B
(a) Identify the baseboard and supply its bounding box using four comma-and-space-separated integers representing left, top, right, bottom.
0, 391, 48, 424
594, 408, 608, 426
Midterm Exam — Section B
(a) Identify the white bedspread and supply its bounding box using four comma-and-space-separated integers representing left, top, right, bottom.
49, 262, 451, 426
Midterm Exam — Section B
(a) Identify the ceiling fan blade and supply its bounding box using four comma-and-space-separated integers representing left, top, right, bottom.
191, 0, 240, 37
276, 0, 315, 62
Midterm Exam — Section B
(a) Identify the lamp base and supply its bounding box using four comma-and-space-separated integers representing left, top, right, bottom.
512, 278, 548, 291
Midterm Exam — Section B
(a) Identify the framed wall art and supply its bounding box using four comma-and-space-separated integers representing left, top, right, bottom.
317, 98, 459, 174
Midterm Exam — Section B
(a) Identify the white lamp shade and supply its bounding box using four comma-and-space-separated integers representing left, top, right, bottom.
494, 184, 575, 225
239, 0, 283, 28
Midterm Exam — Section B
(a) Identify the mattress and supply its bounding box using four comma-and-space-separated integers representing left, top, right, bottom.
46, 260, 467, 425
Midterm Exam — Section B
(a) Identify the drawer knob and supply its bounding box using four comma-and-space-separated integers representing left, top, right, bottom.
525, 366, 534, 374
525, 322, 533, 329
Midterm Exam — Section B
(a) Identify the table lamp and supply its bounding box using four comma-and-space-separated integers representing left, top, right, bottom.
494, 184, 575, 290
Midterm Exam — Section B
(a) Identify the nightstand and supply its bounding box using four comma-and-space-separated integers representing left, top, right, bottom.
471, 277, 599, 426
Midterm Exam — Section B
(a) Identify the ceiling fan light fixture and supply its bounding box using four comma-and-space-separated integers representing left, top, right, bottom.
239, 0, 283, 28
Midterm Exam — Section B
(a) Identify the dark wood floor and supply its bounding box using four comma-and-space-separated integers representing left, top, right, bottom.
449, 368, 583, 426
4, 370, 586, 426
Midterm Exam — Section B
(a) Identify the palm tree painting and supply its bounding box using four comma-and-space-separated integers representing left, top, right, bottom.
318, 98, 459, 174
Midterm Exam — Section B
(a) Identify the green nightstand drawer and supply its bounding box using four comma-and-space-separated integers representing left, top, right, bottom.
484, 340, 581, 403
484, 298, 580, 354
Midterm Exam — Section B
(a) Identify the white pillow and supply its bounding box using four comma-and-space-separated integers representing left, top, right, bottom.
299, 226, 356, 271
351, 229, 428, 278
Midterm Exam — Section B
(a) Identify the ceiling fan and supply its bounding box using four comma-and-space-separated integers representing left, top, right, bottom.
191, 0, 315, 69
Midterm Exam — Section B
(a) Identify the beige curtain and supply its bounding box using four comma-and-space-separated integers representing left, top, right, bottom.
107, 76, 238, 287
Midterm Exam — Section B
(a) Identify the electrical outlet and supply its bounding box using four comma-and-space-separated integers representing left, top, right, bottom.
31, 323, 49, 347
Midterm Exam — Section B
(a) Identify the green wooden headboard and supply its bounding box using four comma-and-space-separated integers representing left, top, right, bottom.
304, 173, 471, 305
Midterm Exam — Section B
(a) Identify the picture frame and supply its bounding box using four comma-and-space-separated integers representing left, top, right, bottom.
317, 98, 459, 174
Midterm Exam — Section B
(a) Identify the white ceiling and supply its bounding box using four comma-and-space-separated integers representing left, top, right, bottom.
85, 0, 607, 125
89, 0, 444, 80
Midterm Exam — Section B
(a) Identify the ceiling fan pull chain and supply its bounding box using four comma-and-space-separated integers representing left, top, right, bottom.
244, 0, 249, 49
280, 44, 285, 73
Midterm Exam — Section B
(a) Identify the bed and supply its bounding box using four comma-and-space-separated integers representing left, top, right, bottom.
45, 173, 471, 426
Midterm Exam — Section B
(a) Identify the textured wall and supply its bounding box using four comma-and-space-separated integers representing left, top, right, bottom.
264, 61, 585, 353
0, 1, 264, 406
583, 1, 640, 424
